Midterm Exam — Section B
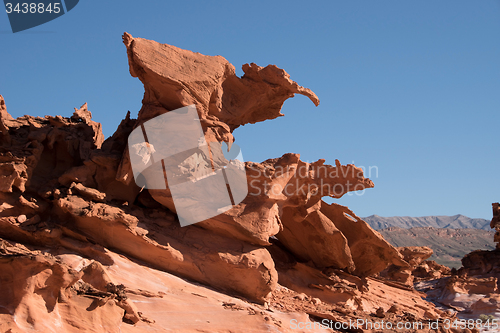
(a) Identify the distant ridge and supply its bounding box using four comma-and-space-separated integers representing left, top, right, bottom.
378, 227, 495, 268
363, 214, 491, 231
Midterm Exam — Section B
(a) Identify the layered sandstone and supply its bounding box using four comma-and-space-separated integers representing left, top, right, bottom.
381, 246, 451, 286
0, 34, 475, 332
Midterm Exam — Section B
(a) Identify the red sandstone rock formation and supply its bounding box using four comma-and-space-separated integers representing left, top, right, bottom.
415, 205, 500, 320
0, 34, 476, 332
492, 202, 500, 249
381, 246, 451, 286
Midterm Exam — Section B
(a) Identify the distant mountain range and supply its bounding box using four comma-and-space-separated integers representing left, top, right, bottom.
378, 227, 495, 269
363, 214, 491, 231
363, 215, 495, 268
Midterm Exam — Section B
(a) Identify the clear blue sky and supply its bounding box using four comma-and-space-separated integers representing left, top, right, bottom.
1, 1, 499, 219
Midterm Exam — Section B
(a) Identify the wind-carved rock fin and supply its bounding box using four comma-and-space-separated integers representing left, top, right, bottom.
0, 95, 13, 143
121, 32, 319, 131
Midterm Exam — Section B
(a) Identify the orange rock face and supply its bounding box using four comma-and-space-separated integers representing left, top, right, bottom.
0, 34, 476, 333
381, 246, 451, 286
492, 202, 500, 249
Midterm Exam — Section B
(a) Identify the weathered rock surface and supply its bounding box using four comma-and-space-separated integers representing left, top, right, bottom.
277, 201, 408, 276
414, 205, 500, 320
381, 246, 451, 286
0, 96, 276, 305
0, 238, 323, 333
54, 194, 278, 302
418, 273, 500, 319
460, 248, 500, 278
121, 32, 319, 133
117, 33, 401, 280
452, 205, 500, 281
412, 259, 451, 281
121, 32, 324, 247
492, 202, 500, 249
272, 260, 444, 319
399, 246, 434, 265
319, 203, 407, 276
0, 34, 478, 332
